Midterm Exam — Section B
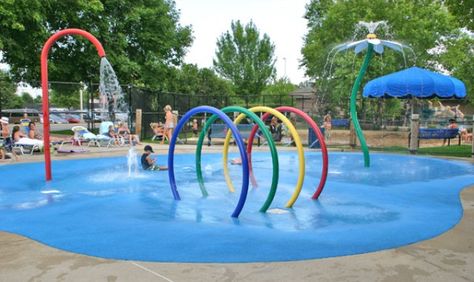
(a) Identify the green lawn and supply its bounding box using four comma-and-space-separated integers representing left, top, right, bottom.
51, 128, 99, 135
371, 145, 472, 158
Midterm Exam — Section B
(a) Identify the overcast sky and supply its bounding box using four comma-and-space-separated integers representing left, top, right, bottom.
174, 0, 309, 84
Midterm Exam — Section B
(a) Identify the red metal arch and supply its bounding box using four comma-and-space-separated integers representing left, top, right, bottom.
41, 29, 106, 181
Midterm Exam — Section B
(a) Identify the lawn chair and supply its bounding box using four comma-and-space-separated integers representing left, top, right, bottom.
12, 138, 42, 155
99, 121, 118, 148
150, 123, 165, 142
71, 126, 110, 147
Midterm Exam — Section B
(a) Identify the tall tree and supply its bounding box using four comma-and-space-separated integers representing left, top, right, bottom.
0, 0, 192, 88
445, 0, 474, 30
301, 0, 458, 114
435, 32, 474, 105
20, 92, 34, 106
261, 78, 296, 106
0, 70, 21, 111
168, 64, 234, 96
213, 20, 276, 101
262, 78, 296, 96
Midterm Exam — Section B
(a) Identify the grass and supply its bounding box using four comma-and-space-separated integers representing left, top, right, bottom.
51, 128, 99, 135
418, 145, 472, 158
371, 145, 472, 158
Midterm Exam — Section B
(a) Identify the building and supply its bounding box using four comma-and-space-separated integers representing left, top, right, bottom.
289, 84, 316, 115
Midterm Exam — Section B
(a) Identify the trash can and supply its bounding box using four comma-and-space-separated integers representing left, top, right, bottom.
308, 127, 325, 149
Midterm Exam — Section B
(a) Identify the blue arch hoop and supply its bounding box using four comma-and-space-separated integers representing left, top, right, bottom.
167, 105, 250, 218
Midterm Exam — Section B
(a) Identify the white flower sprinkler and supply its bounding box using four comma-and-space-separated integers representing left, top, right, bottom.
330, 21, 411, 167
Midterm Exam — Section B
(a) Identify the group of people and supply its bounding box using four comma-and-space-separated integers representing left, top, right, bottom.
446, 118, 472, 143
0, 114, 47, 160
106, 121, 141, 146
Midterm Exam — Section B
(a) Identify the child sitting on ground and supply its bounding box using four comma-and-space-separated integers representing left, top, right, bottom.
141, 145, 168, 171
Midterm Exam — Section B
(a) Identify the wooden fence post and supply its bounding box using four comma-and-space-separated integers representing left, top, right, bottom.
136, 109, 142, 138
409, 114, 419, 154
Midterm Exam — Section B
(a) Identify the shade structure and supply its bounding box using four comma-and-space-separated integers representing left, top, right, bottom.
363, 67, 466, 99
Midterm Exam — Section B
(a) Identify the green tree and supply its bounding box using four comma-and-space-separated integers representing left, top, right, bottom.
213, 20, 276, 102
445, 0, 474, 30
301, 0, 458, 117
0, 0, 192, 88
33, 95, 42, 105
20, 92, 34, 106
262, 78, 297, 96
260, 78, 296, 107
0, 70, 21, 110
166, 64, 234, 96
435, 33, 474, 105
49, 87, 80, 109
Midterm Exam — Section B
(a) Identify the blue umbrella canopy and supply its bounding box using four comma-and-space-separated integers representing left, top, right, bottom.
363, 67, 466, 99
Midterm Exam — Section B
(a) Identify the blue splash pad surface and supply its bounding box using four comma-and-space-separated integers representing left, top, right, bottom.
0, 152, 472, 263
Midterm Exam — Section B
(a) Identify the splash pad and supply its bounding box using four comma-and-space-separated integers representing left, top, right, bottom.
0, 152, 472, 262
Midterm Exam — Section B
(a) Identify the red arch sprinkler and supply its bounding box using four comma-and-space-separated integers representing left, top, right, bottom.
41, 29, 106, 181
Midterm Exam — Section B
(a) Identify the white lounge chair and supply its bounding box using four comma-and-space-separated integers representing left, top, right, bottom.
13, 138, 43, 155
71, 126, 110, 147
99, 121, 118, 147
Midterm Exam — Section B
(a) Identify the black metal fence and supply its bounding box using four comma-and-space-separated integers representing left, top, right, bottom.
5, 81, 470, 145
7, 81, 300, 139
129, 85, 303, 139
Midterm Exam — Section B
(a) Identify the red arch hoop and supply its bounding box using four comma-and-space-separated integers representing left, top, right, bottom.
41, 29, 106, 181
246, 106, 329, 199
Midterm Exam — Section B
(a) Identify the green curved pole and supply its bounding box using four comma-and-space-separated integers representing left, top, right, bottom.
350, 43, 374, 167
195, 106, 279, 212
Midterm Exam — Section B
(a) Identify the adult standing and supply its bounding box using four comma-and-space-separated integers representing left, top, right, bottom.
323, 112, 332, 141
1, 117, 17, 160
162, 105, 174, 145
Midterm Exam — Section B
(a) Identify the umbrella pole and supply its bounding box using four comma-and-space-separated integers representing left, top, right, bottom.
350, 44, 374, 167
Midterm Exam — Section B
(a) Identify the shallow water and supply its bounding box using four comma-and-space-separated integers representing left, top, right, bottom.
0, 152, 472, 262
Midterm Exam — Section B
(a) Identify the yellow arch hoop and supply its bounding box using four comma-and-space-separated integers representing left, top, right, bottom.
222, 106, 305, 208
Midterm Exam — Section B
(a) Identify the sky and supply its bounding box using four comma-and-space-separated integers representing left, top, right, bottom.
174, 0, 310, 84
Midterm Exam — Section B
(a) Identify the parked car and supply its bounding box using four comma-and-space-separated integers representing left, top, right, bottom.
49, 113, 69, 124
62, 114, 81, 123
83, 113, 106, 122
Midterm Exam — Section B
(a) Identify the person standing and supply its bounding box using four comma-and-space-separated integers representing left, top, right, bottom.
1, 117, 18, 160
270, 117, 282, 142
323, 112, 332, 141
162, 105, 174, 144
192, 119, 199, 137
20, 113, 31, 134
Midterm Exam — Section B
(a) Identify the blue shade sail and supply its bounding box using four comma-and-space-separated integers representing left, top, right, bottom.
363, 67, 466, 99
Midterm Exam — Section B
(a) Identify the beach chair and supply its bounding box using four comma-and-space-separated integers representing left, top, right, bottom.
150, 123, 165, 141
99, 121, 117, 148
71, 126, 110, 147
12, 139, 42, 155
